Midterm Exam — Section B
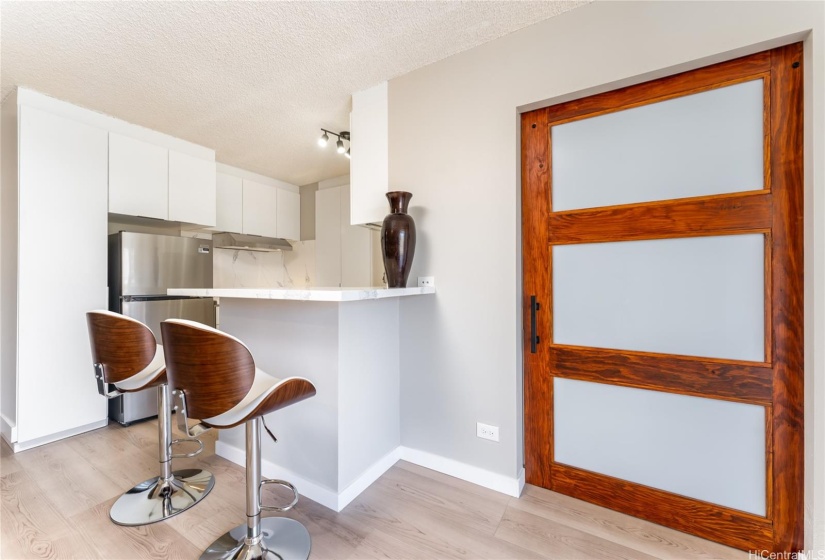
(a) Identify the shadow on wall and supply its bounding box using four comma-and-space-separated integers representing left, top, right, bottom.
405, 204, 428, 284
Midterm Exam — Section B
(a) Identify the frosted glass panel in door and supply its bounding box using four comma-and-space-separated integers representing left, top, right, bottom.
554, 378, 766, 515
553, 234, 764, 361
552, 80, 764, 211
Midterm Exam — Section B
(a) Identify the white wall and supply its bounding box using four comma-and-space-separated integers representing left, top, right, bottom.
388, 0, 824, 550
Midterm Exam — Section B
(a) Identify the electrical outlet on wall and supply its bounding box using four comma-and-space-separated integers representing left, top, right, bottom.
418, 276, 435, 288
477, 422, 500, 442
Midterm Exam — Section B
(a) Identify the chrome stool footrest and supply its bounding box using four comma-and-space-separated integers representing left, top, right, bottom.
170, 437, 204, 459
260, 479, 299, 512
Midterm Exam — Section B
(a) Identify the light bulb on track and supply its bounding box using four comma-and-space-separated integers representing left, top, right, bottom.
317, 129, 350, 157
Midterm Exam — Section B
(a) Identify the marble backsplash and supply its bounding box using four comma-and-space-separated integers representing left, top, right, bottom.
212, 240, 316, 289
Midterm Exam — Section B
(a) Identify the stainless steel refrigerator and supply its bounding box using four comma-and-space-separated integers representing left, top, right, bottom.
108, 232, 216, 425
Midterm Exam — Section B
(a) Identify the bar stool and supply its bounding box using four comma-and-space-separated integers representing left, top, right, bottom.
160, 318, 317, 560
86, 310, 215, 526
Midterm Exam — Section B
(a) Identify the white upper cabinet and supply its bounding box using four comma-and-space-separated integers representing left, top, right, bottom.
108, 132, 168, 219
242, 179, 278, 237
276, 189, 300, 240
216, 172, 243, 233
214, 163, 301, 238
169, 150, 217, 226
350, 81, 389, 226
110, 135, 216, 227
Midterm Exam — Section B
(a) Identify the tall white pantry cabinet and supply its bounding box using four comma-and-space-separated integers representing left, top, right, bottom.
0, 89, 217, 451
1, 90, 108, 450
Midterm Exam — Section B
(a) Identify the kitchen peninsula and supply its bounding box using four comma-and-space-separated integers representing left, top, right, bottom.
168, 287, 435, 511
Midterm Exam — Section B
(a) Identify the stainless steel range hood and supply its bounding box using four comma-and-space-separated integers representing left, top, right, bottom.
212, 232, 293, 252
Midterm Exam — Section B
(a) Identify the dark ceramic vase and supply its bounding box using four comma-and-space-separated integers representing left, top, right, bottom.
381, 191, 416, 288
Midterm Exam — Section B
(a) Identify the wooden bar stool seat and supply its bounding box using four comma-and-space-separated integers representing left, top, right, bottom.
201, 368, 315, 429
86, 310, 215, 526
161, 318, 316, 560
109, 346, 166, 391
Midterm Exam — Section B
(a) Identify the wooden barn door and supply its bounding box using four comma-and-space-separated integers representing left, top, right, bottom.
522, 44, 803, 552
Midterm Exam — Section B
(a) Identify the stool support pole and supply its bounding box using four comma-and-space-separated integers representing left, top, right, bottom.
245, 418, 262, 544
199, 415, 309, 559
157, 384, 173, 481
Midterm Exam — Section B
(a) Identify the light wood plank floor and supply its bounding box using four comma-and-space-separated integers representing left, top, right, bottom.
1, 420, 747, 560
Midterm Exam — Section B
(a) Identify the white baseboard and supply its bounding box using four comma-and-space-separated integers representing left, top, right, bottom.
216, 441, 339, 510
399, 446, 524, 498
215, 441, 401, 512
214, 441, 523, 512
1, 414, 17, 445
337, 447, 401, 510
6, 418, 108, 453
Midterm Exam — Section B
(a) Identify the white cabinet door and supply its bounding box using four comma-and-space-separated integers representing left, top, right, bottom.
108, 132, 168, 219
169, 150, 216, 226
315, 187, 342, 287
17, 105, 108, 442
216, 172, 243, 233
315, 185, 373, 287
276, 189, 300, 240
242, 179, 278, 237
340, 186, 372, 287
350, 82, 388, 226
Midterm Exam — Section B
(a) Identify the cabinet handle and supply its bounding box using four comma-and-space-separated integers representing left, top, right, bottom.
530, 295, 540, 354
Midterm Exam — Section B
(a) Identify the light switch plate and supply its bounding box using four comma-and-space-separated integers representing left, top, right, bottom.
418, 276, 435, 288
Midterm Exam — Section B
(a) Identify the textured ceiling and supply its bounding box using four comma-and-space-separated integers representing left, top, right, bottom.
1, 1, 584, 185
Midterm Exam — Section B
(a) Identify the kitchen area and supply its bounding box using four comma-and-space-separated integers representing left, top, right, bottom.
0, 83, 433, 510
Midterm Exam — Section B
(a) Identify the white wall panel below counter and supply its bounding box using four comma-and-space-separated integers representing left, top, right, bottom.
211, 295, 420, 510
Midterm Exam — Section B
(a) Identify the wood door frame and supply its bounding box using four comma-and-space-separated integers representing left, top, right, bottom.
521, 44, 803, 552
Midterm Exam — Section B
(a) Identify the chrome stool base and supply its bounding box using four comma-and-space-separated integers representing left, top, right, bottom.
200, 517, 311, 560
109, 468, 215, 526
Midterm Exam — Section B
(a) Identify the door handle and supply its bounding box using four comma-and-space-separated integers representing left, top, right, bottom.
530, 295, 540, 354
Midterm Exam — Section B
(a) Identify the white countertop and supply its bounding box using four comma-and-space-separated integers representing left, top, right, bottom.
167, 286, 436, 302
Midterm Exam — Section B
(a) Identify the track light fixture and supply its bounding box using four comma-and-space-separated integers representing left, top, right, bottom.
318, 129, 350, 158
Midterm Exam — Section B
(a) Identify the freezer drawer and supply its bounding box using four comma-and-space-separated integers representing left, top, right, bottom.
110, 297, 216, 425
121, 297, 216, 340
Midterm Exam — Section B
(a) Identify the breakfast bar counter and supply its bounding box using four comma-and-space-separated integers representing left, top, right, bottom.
168, 286, 435, 511
168, 286, 434, 302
